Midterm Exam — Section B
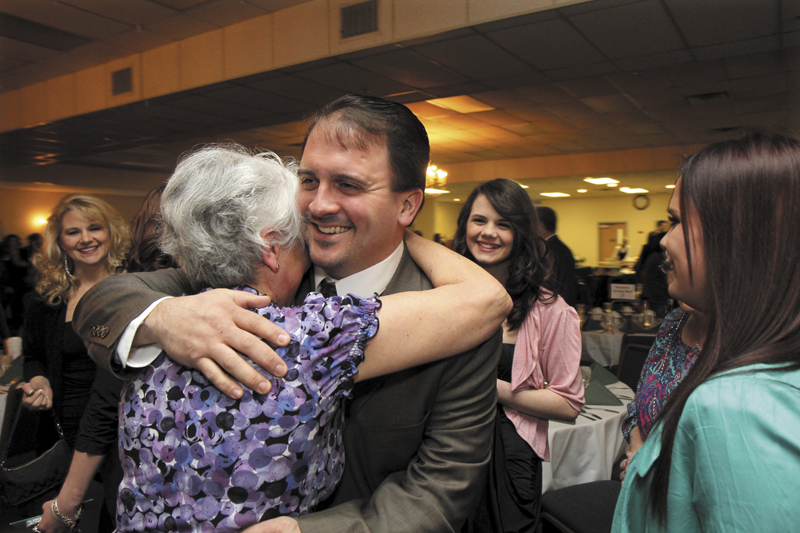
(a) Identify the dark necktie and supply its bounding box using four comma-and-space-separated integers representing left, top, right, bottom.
318, 278, 337, 298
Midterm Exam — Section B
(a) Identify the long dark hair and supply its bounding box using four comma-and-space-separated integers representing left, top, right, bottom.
650, 131, 800, 519
122, 186, 178, 274
453, 179, 553, 329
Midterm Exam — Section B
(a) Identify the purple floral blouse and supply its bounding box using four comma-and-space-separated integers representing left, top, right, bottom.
621, 308, 700, 441
116, 289, 380, 532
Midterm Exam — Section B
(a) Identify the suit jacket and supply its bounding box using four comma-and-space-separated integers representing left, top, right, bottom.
546, 235, 578, 307
73, 251, 501, 532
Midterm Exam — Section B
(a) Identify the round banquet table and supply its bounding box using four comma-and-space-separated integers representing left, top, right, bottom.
581, 329, 624, 367
542, 378, 633, 493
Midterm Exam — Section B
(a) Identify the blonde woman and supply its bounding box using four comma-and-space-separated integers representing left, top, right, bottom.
21, 194, 129, 445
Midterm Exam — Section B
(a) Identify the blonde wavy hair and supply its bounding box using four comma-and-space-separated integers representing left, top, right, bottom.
33, 194, 130, 306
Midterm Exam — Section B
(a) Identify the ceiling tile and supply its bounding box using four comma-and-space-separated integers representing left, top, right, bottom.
556, 76, 620, 98
186, 0, 267, 26
0, 35, 60, 62
513, 83, 575, 105
545, 62, 617, 81
488, 18, 606, 71
167, 94, 273, 120
723, 50, 786, 79
471, 89, 536, 109
291, 62, 413, 97
557, 0, 642, 16
0, 55, 29, 72
581, 94, 640, 113
693, 36, 780, 61
569, 1, 685, 60
144, 13, 218, 39
149, 0, 208, 9
0, 0, 132, 39
245, 74, 345, 105
58, 0, 177, 26
412, 34, 535, 81
352, 49, 469, 89
612, 49, 694, 71
665, 0, 778, 47
424, 81, 489, 98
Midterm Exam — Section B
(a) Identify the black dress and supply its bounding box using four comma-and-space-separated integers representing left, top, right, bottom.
474, 344, 543, 533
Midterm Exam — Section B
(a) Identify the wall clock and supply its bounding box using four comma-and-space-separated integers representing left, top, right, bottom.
633, 194, 650, 210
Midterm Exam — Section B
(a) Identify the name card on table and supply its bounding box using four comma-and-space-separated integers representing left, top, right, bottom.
609, 283, 636, 300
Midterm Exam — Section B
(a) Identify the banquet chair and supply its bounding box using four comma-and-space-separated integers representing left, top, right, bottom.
616, 340, 654, 392
540, 480, 622, 533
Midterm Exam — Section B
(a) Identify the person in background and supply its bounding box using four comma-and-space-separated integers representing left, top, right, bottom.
454, 179, 584, 532
537, 206, 578, 306
612, 132, 800, 532
37, 186, 177, 533
619, 301, 708, 480
613, 238, 631, 261
19, 194, 129, 531
1, 233, 29, 332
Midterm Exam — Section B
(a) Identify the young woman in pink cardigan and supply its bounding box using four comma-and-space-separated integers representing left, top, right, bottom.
454, 179, 585, 532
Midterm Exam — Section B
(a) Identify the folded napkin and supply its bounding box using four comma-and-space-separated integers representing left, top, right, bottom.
0, 355, 23, 386
584, 381, 623, 406
589, 362, 619, 386
582, 318, 604, 332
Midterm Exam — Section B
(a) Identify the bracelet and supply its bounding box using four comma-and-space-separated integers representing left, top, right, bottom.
51, 498, 82, 529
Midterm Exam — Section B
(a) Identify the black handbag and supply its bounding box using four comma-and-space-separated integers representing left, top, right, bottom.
0, 387, 72, 506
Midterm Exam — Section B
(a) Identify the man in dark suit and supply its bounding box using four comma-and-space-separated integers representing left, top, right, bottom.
536, 206, 578, 307
74, 95, 501, 533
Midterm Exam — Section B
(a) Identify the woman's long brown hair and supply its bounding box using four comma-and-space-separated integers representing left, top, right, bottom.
649, 131, 800, 520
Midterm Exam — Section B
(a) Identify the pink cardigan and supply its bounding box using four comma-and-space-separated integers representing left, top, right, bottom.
506, 295, 585, 461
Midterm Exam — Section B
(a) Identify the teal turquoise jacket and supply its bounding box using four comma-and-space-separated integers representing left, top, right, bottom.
612, 363, 800, 533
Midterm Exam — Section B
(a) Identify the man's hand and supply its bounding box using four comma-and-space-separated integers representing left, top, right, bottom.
241, 517, 300, 533
136, 289, 291, 398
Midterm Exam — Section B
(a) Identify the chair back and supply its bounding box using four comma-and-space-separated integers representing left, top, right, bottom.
616, 336, 655, 392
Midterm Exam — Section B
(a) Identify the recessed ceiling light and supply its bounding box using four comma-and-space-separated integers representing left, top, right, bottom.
577, 189, 587, 193
454, 198, 461, 202
666, 184, 675, 189
427, 95, 495, 113
620, 187, 649, 194
607, 183, 618, 188
541, 192, 570, 197
584, 177, 619, 185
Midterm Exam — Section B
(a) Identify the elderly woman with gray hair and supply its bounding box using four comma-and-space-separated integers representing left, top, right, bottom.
114, 145, 511, 532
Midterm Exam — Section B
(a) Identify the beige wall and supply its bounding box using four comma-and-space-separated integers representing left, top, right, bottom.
540, 193, 672, 266
412, 191, 672, 267
0, 188, 149, 239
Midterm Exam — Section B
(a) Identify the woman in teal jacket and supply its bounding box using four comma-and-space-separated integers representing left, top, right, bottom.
612, 132, 800, 532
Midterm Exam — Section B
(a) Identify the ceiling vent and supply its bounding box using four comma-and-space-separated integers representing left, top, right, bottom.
341, 0, 378, 39
112, 68, 132, 95
686, 92, 729, 106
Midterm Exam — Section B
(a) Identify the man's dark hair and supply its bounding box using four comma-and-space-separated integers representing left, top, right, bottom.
303, 95, 430, 194
537, 205, 557, 233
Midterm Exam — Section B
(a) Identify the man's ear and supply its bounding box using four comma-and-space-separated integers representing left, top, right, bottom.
261, 228, 279, 273
398, 188, 424, 227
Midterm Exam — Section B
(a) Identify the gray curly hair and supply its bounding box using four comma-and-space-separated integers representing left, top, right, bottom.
159, 144, 304, 290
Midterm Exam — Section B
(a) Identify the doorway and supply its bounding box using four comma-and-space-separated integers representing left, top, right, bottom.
599, 223, 627, 261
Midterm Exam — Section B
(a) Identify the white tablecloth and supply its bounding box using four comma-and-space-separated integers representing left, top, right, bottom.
581, 329, 624, 367
542, 381, 632, 492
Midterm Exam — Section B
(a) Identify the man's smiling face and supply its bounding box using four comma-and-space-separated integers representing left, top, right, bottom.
297, 123, 411, 279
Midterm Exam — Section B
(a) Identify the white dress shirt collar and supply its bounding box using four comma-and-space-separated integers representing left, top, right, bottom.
313, 241, 404, 297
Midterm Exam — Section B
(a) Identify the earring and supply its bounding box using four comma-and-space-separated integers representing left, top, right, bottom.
275, 263, 280, 272
64, 254, 75, 279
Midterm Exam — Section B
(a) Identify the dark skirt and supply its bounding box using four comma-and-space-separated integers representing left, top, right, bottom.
474, 408, 543, 533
